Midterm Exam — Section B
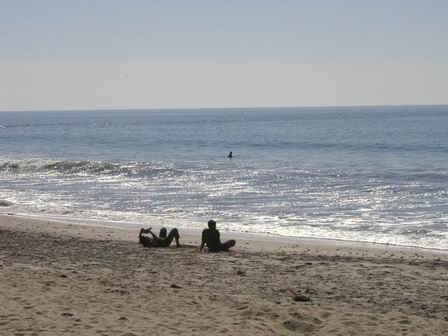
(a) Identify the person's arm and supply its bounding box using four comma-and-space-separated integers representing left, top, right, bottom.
148, 228, 159, 243
139, 229, 146, 245
200, 229, 206, 251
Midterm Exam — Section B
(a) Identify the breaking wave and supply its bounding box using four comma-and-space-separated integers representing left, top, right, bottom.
0, 159, 183, 179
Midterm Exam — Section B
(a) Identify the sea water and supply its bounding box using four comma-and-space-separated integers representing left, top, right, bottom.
1, 106, 447, 249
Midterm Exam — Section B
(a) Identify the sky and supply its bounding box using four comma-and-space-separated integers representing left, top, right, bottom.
0, 0, 447, 111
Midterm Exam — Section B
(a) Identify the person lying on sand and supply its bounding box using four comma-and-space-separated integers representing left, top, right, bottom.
139, 227, 181, 248
200, 220, 236, 252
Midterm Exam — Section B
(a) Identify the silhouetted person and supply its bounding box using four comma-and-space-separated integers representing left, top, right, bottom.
159, 227, 167, 239
200, 220, 236, 252
228, 151, 233, 159
139, 227, 181, 247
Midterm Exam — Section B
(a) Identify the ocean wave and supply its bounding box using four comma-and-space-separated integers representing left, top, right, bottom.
0, 200, 14, 207
0, 159, 183, 178
0, 123, 33, 129
0, 120, 115, 129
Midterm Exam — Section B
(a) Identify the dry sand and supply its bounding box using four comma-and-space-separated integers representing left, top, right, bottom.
1, 214, 447, 336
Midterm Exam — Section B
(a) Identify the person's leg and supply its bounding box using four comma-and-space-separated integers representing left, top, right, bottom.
162, 228, 181, 247
219, 239, 236, 251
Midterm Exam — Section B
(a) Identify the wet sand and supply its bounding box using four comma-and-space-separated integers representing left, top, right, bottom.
1, 215, 447, 335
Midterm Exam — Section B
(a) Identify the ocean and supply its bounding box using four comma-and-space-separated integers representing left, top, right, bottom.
1, 106, 447, 249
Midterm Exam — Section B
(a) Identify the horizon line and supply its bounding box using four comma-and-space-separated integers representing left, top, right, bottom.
1, 103, 448, 113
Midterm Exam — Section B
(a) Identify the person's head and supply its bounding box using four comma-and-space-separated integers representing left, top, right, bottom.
159, 227, 167, 239
208, 220, 217, 230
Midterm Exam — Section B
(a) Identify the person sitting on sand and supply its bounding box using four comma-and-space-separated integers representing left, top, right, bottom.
139, 227, 181, 248
200, 220, 236, 252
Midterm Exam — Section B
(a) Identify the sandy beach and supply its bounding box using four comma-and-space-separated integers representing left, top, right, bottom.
1, 214, 447, 336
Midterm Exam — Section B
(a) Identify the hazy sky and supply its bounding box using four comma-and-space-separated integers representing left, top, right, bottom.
1, 0, 447, 110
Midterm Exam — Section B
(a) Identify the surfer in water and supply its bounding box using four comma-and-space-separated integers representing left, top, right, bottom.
228, 151, 233, 159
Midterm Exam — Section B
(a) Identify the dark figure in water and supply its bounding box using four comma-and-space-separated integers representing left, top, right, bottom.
228, 151, 233, 159
200, 220, 236, 252
139, 227, 181, 247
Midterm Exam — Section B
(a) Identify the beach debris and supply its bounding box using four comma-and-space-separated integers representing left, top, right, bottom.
118, 316, 128, 321
293, 294, 311, 302
170, 283, 182, 289
108, 288, 130, 295
0, 200, 13, 207
61, 312, 74, 317
236, 269, 246, 276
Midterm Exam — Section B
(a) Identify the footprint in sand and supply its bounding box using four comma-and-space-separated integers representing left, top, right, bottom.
282, 319, 318, 333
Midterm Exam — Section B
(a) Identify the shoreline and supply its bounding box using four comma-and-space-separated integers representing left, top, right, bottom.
2, 212, 447, 256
